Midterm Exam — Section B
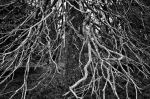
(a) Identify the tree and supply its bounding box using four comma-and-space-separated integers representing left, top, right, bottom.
0, 0, 150, 99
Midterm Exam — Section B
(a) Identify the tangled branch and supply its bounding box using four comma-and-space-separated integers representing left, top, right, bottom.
0, 0, 150, 99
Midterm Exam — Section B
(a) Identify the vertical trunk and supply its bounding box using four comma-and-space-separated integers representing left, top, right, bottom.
64, 0, 85, 86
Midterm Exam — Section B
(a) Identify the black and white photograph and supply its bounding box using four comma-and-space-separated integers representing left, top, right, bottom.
0, 0, 150, 99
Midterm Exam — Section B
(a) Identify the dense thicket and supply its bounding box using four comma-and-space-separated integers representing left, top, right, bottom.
0, 0, 150, 99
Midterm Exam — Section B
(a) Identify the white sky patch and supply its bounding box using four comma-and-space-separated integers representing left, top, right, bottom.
109, 17, 113, 23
